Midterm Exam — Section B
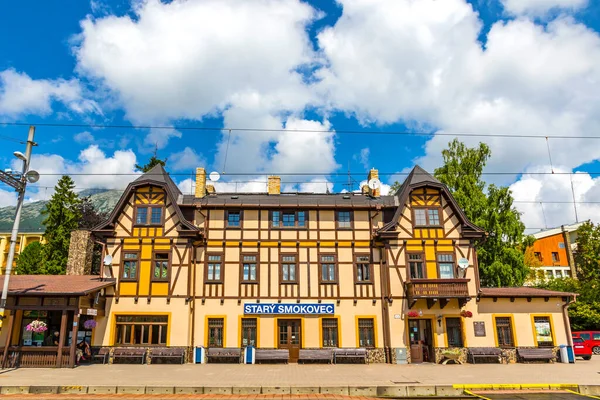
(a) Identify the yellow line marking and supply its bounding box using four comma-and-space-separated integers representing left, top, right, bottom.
464, 389, 492, 400
566, 389, 600, 399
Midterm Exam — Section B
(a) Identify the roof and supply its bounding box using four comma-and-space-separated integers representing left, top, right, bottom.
186, 192, 398, 208
532, 222, 585, 240
0, 275, 115, 296
378, 165, 484, 237
479, 287, 576, 298
134, 164, 181, 197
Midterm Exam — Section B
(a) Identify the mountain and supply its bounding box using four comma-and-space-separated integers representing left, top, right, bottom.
0, 189, 123, 233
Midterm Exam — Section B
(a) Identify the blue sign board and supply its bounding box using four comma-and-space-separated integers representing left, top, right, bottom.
243, 303, 334, 315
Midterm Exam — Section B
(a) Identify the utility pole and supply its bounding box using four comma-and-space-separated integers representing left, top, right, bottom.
0, 126, 37, 316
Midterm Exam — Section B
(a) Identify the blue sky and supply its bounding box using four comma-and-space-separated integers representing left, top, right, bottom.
1, 0, 600, 231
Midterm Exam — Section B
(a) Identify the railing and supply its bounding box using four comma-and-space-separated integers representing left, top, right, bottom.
2, 347, 71, 368
406, 279, 470, 298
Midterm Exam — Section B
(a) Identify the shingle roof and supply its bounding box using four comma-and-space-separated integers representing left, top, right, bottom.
186, 193, 399, 208
0, 275, 115, 296
134, 164, 181, 197
479, 287, 576, 298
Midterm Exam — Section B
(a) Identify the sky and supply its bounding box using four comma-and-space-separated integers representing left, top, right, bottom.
2, 0, 600, 233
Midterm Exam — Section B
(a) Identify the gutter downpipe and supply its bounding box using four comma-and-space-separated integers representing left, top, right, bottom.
562, 295, 576, 348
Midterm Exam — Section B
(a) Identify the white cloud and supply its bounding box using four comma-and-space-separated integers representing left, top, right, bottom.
0, 188, 19, 207
297, 178, 333, 194
358, 179, 391, 196
74, 131, 95, 144
354, 148, 370, 170
170, 147, 204, 171
144, 127, 182, 150
19, 145, 139, 201
510, 166, 600, 232
0, 68, 100, 117
501, 0, 587, 16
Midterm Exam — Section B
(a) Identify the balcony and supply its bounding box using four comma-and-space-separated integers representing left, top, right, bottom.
405, 279, 470, 309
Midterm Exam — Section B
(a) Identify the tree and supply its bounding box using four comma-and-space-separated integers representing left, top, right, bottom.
41, 176, 82, 275
432, 139, 528, 286
573, 221, 600, 282
390, 181, 402, 194
136, 146, 166, 172
15, 241, 44, 275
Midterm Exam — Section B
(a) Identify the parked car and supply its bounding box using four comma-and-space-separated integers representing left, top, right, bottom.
573, 337, 592, 360
572, 331, 600, 355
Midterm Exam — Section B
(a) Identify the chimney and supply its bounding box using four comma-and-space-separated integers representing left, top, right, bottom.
366, 168, 380, 197
195, 167, 206, 198
66, 230, 94, 275
268, 176, 281, 195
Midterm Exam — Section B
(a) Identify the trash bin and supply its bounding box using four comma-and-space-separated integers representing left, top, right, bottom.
194, 347, 206, 364
566, 346, 575, 363
244, 346, 255, 364
559, 345, 568, 363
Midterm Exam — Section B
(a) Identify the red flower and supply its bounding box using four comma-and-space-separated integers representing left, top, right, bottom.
407, 311, 419, 318
460, 310, 473, 318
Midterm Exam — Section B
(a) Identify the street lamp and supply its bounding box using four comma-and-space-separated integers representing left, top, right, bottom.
0, 127, 38, 317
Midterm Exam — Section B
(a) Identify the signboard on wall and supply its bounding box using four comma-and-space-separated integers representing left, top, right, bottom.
534, 320, 553, 344
474, 321, 486, 337
243, 303, 334, 315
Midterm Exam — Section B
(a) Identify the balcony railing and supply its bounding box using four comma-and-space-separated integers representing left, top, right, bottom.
405, 279, 470, 309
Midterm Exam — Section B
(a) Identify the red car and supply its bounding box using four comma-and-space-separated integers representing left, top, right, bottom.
572, 331, 600, 355
573, 337, 592, 360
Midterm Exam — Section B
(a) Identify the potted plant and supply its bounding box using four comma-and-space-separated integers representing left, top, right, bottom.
460, 310, 473, 318
442, 348, 462, 364
83, 319, 97, 330
26, 320, 48, 333
406, 310, 419, 318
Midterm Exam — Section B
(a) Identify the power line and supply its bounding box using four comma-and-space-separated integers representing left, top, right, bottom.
3, 121, 600, 139
0, 134, 27, 144
0, 171, 596, 176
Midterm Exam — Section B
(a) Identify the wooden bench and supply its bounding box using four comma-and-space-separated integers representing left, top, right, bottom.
333, 348, 367, 364
254, 349, 289, 364
517, 348, 555, 363
92, 347, 110, 365
112, 348, 146, 364
468, 347, 503, 364
298, 349, 333, 364
207, 348, 241, 363
149, 347, 186, 364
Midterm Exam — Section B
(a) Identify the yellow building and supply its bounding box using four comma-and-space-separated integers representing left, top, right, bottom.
0, 232, 45, 274
0, 164, 576, 366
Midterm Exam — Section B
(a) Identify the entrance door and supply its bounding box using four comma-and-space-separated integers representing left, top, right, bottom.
408, 319, 434, 363
278, 319, 301, 363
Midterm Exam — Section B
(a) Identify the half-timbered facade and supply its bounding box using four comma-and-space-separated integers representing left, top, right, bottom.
73, 164, 574, 365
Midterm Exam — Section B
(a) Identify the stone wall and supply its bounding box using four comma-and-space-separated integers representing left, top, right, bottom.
367, 348, 386, 363
66, 230, 94, 275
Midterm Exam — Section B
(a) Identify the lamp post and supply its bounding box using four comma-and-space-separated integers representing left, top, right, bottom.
0, 126, 38, 317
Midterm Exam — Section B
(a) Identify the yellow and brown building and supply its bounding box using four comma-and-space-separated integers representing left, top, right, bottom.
0, 164, 576, 366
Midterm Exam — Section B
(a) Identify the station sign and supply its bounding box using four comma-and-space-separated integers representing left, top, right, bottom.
243, 303, 334, 315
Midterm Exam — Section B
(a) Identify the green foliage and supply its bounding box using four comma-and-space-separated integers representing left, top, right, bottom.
390, 181, 402, 194
41, 176, 82, 275
573, 221, 600, 282
538, 277, 600, 330
15, 241, 44, 275
433, 139, 528, 287
135, 155, 166, 172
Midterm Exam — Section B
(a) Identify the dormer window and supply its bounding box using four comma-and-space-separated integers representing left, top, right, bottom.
414, 208, 440, 226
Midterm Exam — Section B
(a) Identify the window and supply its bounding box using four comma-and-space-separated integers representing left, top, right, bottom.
446, 317, 463, 347
545, 270, 554, 279
153, 252, 169, 281
358, 318, 375, 348
409, 253, 425, 279
281, 255, 297, 283
355, 255, 371, 282
593, 333, 600, 340
534, 252, 542, 262
241, 318, 257, 347
122, 252, 138, 280
552, 252, 559, 263
414, 208, 441, 226
558, 242, 565, 249
135, 206, 163, 226
337, 211, 352, 229
322, 318, 338, 347
208, 318, 224, 348
533, 316, 554, 347
580, 333, 591, 341
320, 255, 336, 283
272, 211, 306, 228
226, 211, 241, 228
242, 255, 257, 282
555, 270, 563, 278
115, 315, 168, 346
438, 254, 454, 279
495, 317, 515, 348
206, 254, 222, 282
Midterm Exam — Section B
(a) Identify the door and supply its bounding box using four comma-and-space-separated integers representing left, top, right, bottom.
278, 319, 301, 363
408, 319, 434, 363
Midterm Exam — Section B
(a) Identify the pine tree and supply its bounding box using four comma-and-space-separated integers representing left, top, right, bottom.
41, 176, 82, 275
15, 241, 44, 275
135, 145, 166, 172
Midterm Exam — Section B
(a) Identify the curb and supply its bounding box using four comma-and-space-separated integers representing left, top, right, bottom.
0, 384, 596, 397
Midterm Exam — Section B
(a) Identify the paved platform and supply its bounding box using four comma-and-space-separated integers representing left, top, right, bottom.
1, 357, 599, 387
